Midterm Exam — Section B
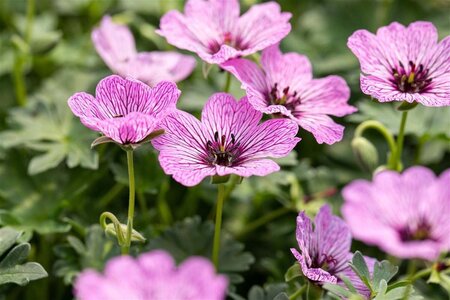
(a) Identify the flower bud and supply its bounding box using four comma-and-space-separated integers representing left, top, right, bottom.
351, 137, 379, 173
105, 223, 146, 243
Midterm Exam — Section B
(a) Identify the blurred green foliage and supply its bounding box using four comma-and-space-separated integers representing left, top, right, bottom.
0, 0, 449, 299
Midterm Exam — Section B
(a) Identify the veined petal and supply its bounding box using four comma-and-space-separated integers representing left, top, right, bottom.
201, 94, 262, 143
294, 212, 314, 267
291, 248, 338, 284
237, 2, 291, 55
215, 159, 279, 178
91, 16, 136, 73
221, 58, 268, 94
294, 113, 346, 145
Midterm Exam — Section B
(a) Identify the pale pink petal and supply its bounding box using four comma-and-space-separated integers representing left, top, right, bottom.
294, 113, 346, 145
220, 58, 268, 94
92, 16, 136, 73
261, 44, 312, 89
143, 81, 181, 117
68, 92, 106, 131
215, 159, 280, 178
138, 250, 176, 278
237, 2, 291, 55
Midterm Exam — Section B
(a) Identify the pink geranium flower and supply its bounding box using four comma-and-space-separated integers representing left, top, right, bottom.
291, 205, 375, 299
157, 0, 291, 64
342, 166, 450, 261
152, 93, 300, 186
74, 250, 227, 300
68, 75, 180, 145
92, 16, 196, 86
347, 21, 450, 107
222, 44, 356, 144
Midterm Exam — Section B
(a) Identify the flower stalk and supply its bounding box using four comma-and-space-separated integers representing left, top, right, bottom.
212, 184, 226, 269
392, 111, 408, 171
123, 149, 136, 255
223, 72, 232, 93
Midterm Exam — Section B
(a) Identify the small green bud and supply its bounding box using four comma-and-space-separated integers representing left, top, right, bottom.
351, 137, 379, 173
104, 223, 146, 243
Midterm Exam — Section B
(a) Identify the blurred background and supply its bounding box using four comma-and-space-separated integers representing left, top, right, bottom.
0, 0, 449, 299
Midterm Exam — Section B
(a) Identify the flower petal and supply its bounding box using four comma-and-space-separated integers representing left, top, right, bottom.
68, 92, 107, 131
291, 248, 338, 284
215, 158, 280, 178
138, 250, 176, 278
220, 58, 268, 94
237, 2, 291, 55
91, 16, 136, 73
294, 113, 346, 145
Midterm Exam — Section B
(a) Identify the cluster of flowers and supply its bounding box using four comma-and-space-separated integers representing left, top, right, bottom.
68, 0, 450, 299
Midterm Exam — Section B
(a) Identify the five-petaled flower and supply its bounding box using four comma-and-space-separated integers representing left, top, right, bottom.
348, 21, 450, 107
342, 166, 450, 261
68, 75, 180, 146
74, 250, 227, 300
92, 16, 196, 86
222, 44, 356, 144
151, 93, 300, 186
291, 205, 376, 298
157, 0, 291, 64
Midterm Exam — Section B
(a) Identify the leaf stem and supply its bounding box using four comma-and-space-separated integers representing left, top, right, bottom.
212, 184, 226, 269
122, 149, 136, 255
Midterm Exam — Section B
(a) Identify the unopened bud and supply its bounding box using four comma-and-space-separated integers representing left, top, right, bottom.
105, 223, 146, 243
351, 137, 379, 173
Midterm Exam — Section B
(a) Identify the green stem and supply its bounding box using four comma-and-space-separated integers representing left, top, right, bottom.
25, 0, 35, 42
393, 111, 408, 171
289, 285, 307, 300
157, 177, 173, 225
354, 120, 397, 168
237, 206, 291, 238
212, 184, 226, 269
410, 267, 432, 282
223, 72, 232, 93
122, 149, 136, 255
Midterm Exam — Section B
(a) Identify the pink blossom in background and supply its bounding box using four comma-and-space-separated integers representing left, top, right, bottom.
92, 16, 196, 86
74, 250, 227, 300
152, 93, 300, 186
347, 21, 450, 107
291, 205, 375, 298
222, 44, 356, 144
342, 166, 450, 261
68, 75, 180, 145
157, 0, 291, 64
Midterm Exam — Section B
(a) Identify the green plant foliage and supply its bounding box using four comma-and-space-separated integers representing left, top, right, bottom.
0, 227, 47, 286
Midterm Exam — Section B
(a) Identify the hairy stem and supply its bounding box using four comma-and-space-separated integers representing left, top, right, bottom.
122, 149, 136, 255
212, 184, 226, 269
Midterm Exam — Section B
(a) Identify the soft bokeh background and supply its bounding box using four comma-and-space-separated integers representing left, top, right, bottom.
0, 0, 449, 299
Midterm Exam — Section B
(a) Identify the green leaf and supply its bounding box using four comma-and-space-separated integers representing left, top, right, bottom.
0, 227, 21, 256
373, 279, 388, 300
0, 262, 48, 286
373, 260, 399, 289
339, 273, 358, 294
0, 69, 99, 174
247, 283, 288, 300
323, 283, 354, 298
350, 251, 372, 291
285, 263, 303, 282
0, 243, 30, 268
147, 216, 254, 284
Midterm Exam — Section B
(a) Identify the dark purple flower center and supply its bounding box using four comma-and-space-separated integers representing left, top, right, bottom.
312, 253, 338, 272
269, 83, 301, 111
208, 32, 248, 54
391, 61, 432, 93
206, 131, 241, 167
398, 219, 434, 242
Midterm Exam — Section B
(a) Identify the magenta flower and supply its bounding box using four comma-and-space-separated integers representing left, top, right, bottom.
221, 44, 356, 144
151, 93, 300, 187
291, 205, 375, 298
74, 250, 228, 300
92, 16, 196, 86
68, 75, 180, 145
347, 21, 450, 107
342, 166, 450, 261
157, 0, 291, 64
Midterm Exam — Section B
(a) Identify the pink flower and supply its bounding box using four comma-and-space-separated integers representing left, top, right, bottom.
68, 75, 180, 145
342, 166, 450, 261
92, 16, 196, 86
74, 250, 228, 300
157, 0, 291, 64
221, 44, 356, 144
291, 205, 376, 297
151, 93, 300, 186
347, 21, 450, 107
291, 205, 375, 298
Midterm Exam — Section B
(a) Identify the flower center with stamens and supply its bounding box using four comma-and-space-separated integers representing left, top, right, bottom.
269, 83, 301, 111
399, 219, 434, 242
206, 131, 241, 167
312, 253, 338, 272
208, 32, 247, 54
391, 61, 432, 93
